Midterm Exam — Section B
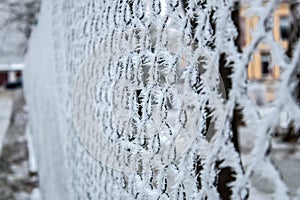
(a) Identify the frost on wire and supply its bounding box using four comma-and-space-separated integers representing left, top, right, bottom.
24, 0, 299, 199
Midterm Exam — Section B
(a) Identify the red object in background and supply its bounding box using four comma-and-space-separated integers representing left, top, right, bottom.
0, 72, 8, 86
0, 71, 22, 86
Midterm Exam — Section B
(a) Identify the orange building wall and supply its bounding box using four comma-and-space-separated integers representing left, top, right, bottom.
240, 2, 290, 81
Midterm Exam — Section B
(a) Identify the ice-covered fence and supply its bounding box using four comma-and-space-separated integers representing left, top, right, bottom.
24, 0, 300, 199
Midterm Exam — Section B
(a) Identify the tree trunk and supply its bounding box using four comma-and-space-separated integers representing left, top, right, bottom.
282, 1, 300, 142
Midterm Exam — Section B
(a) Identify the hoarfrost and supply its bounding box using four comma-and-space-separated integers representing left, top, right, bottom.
24, 0, 300, 199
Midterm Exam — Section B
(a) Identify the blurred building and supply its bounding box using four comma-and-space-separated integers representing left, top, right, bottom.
0, 64, 24, 86
240, 1, 291, 102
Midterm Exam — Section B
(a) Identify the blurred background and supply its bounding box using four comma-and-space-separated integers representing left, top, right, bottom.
0, 1, 40, 199
0, 0, 299, 199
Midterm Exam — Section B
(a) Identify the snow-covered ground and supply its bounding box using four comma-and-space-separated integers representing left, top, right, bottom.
240, 81, 300, 199
0, 90, 40, 200
245, 140, 300, 199
240, 120, 300, 199
0, 90, 13, 155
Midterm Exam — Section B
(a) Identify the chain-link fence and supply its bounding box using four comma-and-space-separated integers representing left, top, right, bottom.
24, 0, 300, 199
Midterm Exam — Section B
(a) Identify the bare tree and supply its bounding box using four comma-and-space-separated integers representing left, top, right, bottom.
0, 0, 40, 56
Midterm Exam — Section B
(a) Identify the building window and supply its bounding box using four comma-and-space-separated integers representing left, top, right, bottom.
279, 16, 289, 40
261, 52, 271, 75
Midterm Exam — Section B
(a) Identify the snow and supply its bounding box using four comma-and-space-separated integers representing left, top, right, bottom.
0, 90, 39, 200
0, 91, 13, 155
24, 0, 300, 199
